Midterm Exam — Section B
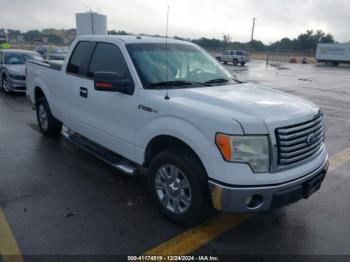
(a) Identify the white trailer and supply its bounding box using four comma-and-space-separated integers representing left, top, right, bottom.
316, 43, 350, 66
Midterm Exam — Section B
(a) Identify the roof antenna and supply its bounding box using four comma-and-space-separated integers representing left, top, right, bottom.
164, 5, 170, 100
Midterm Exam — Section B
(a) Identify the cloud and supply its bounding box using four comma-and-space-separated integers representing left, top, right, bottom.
0, 0, 349, 43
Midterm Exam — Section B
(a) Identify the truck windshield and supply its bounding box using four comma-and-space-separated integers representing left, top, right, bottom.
126, 43, 235, 89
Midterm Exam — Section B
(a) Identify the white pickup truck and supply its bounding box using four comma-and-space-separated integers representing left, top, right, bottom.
26, 35, 328, 225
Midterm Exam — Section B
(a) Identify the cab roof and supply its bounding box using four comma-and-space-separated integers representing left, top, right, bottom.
75, 35, 193, 45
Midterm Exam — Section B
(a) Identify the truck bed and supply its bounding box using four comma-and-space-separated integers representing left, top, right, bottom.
27, 59, 64, 71
26, 59, 65, 106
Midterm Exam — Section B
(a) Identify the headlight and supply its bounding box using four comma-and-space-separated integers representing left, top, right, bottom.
215, 134, 270, 173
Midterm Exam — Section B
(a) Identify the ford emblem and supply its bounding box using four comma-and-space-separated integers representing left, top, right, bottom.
307, 133, 318, 145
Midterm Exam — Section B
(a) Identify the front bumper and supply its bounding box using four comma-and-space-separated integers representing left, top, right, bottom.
8, 77, 26, 92
209, 156, 329, 213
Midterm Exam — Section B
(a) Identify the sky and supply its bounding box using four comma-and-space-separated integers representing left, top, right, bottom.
0, 0, 349, 43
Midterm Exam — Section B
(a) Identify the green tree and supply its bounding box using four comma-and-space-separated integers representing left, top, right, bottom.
108, 30, 129, 35
222, 34, 232, 50
192, 37, 223, 50
296, 30, 335, 51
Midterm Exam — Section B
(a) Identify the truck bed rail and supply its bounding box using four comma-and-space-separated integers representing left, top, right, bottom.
27, 59, 63, 71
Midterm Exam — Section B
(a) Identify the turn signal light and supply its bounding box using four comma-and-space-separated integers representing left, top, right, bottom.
215, 134, 231, 161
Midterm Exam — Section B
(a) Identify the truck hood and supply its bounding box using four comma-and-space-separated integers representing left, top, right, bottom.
170, 83, 319, 134
6, 64, 26, 76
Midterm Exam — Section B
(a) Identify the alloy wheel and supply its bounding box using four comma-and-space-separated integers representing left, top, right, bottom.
38, 104, 49, 131
155, 164, 192, 215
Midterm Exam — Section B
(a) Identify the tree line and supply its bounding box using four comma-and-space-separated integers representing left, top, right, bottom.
108, 29, 336, 53
1, 28, 336, 53
192, 30, 335, 53
0, 28, 76, 45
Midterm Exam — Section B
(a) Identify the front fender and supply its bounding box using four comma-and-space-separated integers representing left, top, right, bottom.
135, 115, 216, 176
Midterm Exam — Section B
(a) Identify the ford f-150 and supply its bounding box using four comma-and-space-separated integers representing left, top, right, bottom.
26, 35, 328, 225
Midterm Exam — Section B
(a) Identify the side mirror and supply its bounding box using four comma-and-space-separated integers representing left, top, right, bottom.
94, 71, 134, 95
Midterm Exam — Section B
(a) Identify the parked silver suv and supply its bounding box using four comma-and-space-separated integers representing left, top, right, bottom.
216, 50, 249, 66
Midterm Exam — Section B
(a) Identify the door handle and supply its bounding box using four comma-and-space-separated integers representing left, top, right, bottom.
80, 87, 88, 98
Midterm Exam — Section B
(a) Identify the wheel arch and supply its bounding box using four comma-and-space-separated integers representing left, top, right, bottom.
1, 70, 7, 83
34, 86, 46, 104
136, 116, 219, 179
143, 134, 209, 179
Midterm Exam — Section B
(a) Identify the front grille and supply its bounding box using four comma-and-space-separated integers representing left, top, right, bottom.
276, 114, 324, 167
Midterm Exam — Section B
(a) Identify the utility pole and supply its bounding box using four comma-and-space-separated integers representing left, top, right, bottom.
249, 18, 256, 55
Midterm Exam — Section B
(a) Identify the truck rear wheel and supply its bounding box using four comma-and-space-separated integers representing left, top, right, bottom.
36, 97, 62, 137
233, 59, 238, 66
148, 149, 212, 226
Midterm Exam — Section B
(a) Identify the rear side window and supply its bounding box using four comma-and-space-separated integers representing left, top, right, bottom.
236, 51, 243, 56
67, 41, 90, 75
88, 43, 132, 80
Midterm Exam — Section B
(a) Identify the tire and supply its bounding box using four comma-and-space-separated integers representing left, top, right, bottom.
36, 97, 62, 137
1, 76, 10, 93
216, 57, 221, 63
240, 62, 245, 66
223, 61, 227, 64
148, 149, 212, 226
233, 59, 238, 66
332, 61, 339, 66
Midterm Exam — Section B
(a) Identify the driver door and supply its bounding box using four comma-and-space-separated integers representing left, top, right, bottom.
78, 42, 137, 161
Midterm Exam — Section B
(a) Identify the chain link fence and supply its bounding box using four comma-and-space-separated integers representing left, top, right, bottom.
251, 50, 317, 66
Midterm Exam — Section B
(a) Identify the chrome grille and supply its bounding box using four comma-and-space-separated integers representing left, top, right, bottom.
276, 114, 324, 167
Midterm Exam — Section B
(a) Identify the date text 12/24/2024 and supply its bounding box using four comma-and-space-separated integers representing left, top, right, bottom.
127, 256, 220, 261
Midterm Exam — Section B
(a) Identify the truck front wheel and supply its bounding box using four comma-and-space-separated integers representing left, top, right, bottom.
36, 97, 62, 137
148, 149, 212, 226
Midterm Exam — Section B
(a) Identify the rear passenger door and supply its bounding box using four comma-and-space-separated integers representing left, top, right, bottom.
79, 42, 137, 161
229, 51, 235, 60
59, 41, 92, 131
222, 51, 229, 62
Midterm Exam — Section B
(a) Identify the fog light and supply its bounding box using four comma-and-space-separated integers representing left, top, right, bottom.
245, 195, 263, 209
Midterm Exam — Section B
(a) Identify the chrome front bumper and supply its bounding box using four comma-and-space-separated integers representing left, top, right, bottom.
209, 156, 329, 213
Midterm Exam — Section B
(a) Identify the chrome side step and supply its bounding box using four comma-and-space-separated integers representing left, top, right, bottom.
62, 127, 139, 176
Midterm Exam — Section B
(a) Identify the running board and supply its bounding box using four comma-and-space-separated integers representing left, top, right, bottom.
62, 127, 139, 176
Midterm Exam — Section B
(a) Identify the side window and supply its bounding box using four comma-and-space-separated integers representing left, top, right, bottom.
66, 41, 90, 75
88, 43, 132, 81
230, 51, 235, 55
0, 52, 3, 64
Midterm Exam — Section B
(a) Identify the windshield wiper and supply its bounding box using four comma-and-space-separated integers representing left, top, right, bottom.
147, 80, 211, 89
204, 78, 230, 84
205, 78, 244, 84
148, 80, 193, 88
